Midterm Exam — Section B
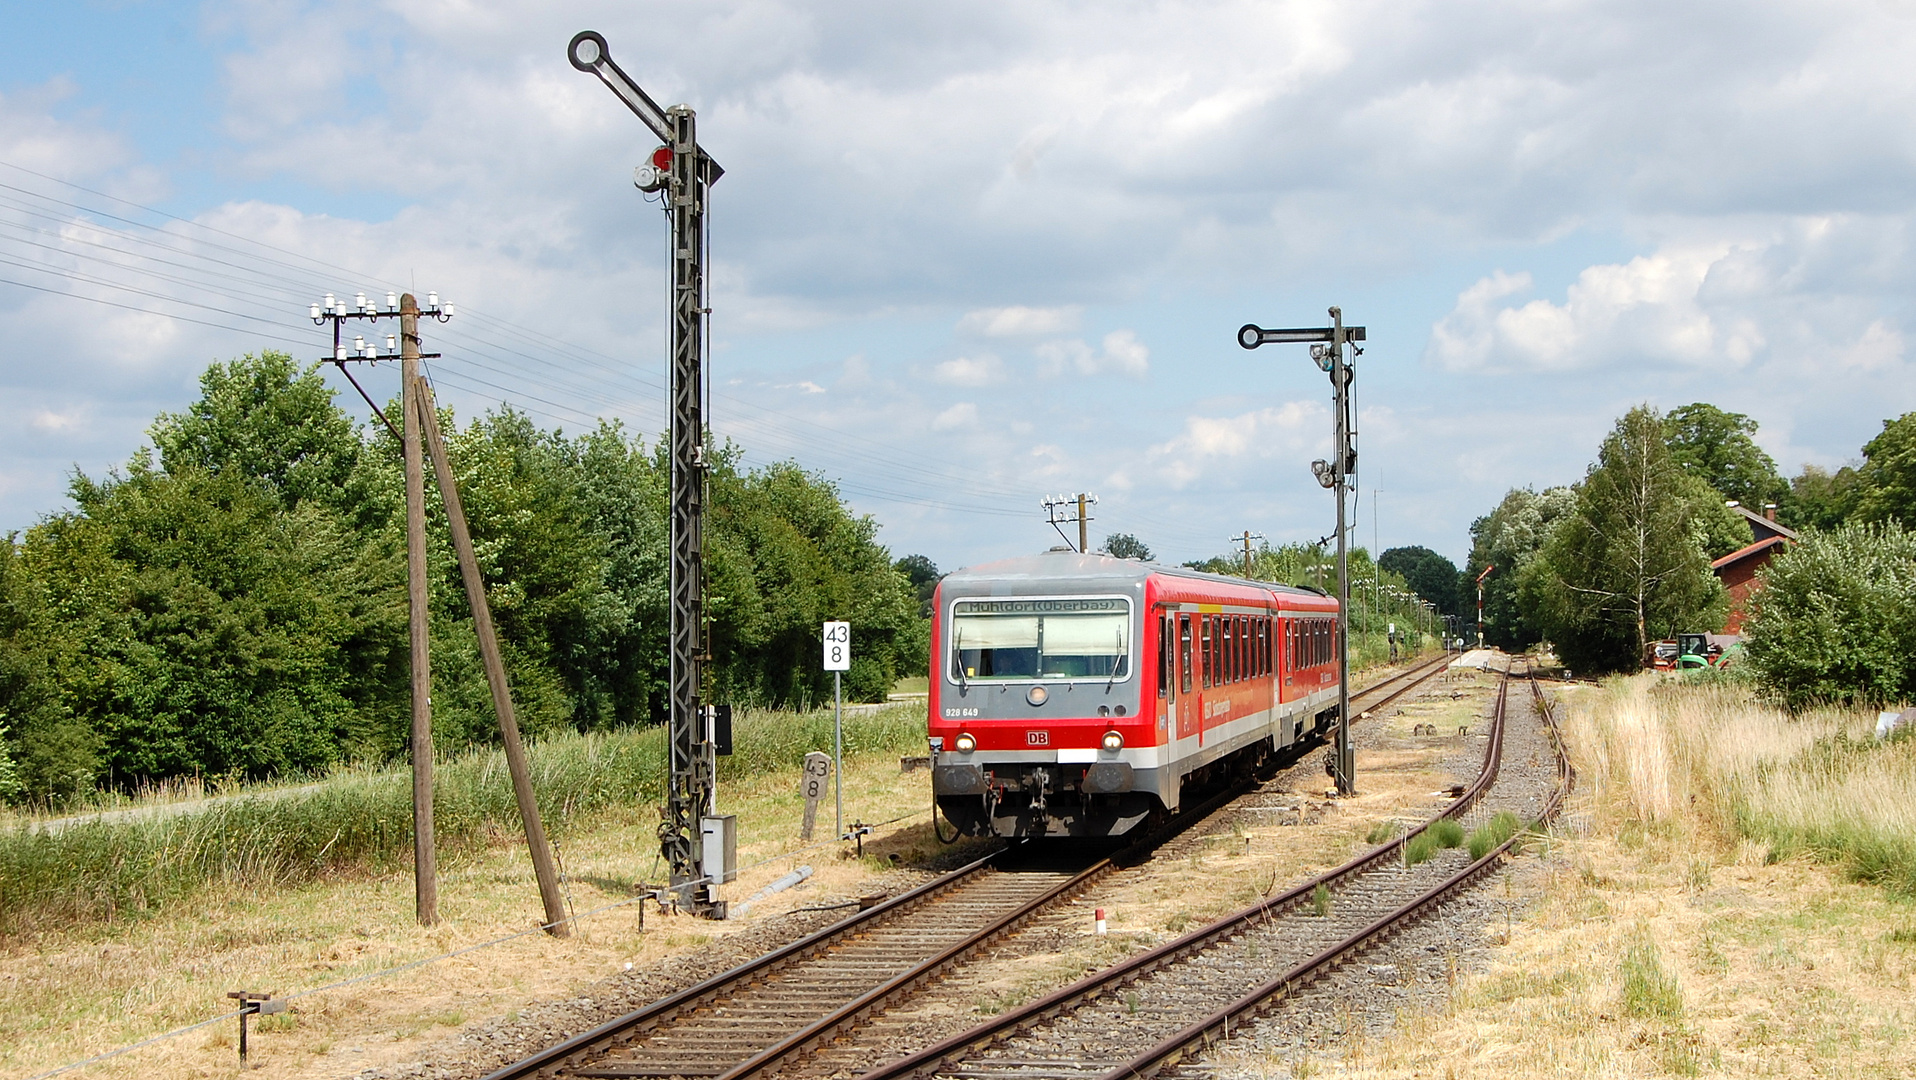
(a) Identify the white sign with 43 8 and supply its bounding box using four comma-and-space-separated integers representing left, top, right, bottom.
822, 621, 850, 671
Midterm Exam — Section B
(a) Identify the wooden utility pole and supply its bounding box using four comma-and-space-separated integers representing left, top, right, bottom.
1077, 494, 1090, 554
402, 293, 438, 927
1233, 530, 1265, 578
411, 370, 570, 937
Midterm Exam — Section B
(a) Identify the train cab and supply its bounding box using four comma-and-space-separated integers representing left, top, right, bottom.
928, 550, 1340, 839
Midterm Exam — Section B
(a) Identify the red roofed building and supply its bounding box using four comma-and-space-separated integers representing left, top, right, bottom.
1711, 503, 1798, 635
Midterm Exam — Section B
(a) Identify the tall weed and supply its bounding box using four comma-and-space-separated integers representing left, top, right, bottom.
0, 703, 925, 934
1568, 676, 1916, 895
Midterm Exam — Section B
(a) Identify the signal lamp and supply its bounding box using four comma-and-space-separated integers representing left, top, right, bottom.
1101, 730, 1124, 752
1026, 685, 1048, 706
954, 733, 976, 753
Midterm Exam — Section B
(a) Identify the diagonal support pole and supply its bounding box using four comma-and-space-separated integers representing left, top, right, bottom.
412, 375, 570, 936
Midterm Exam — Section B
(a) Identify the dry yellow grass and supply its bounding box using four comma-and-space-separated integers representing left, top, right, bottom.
1225, 675, 1916, 1080
0, 745, 951, 1080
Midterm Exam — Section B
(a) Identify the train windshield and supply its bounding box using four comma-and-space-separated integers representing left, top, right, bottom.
949, 597, 1131, 681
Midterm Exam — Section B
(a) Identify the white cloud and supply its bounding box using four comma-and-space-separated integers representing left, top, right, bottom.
958, 306, 1082, 338
1841, 320, 1905, 373
932, 354, 1002, 386
931, 402, 977, 430
774, 380, 826, 394
1035, 329, 1150, 378
1426, 219, 1910, 378
30, 408, 87, 433
1149, 400, 1326, 487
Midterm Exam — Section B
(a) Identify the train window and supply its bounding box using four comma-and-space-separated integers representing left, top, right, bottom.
1199, 615, 1212, 688
1179, 614, 1193, 694
1236, 616, 1247, 682
1158, 614, 1172, 699
1259, 619, 1269, 676
949, 597, 1130, 681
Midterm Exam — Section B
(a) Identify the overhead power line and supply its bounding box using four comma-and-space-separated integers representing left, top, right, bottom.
0, 158, 1046, 521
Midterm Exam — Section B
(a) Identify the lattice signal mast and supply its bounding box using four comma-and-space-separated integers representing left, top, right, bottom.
570, 30, 724, 915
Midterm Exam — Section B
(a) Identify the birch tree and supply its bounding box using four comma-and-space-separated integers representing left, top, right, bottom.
1524, 407, 1727, 671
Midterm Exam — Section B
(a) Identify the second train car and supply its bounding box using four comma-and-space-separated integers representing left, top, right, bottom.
928, 549, 1343, 838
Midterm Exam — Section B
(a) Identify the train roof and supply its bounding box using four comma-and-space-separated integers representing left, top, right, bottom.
941, 549, 1336, 604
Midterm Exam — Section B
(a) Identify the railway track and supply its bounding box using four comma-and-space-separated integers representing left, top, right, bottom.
849, 661, 1569, 1080
481, 652, 1459, 1080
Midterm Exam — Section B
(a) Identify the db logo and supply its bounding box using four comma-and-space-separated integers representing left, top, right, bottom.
1026, 730, 1050, 746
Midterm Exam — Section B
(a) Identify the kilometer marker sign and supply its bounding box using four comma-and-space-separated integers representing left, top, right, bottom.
823, 620, 850, 836
822, 620, 850, 671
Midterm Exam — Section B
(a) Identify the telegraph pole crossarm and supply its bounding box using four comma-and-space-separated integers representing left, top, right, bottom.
311, 290, 451, 926
570, 29, 725, 916
1237, 309, 1365, 796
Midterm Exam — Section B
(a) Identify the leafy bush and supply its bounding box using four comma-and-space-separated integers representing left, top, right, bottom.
1744, 521, 1916, 708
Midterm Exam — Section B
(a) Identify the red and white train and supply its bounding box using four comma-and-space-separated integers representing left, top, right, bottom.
928, 549, 1343, 839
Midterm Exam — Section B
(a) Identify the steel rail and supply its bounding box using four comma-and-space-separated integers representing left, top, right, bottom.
695, 657, 1460, 1080
483, 651, 1457, 1080
858, 660, 1554, 1080
475, 846, 1011, 1080
1099, 666, 1569, 1080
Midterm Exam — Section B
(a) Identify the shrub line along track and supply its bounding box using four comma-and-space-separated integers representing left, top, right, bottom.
481, 654, 1454, 1080
851, 660, 1570, 1080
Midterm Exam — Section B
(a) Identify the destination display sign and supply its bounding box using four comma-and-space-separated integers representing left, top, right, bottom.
955, 598, 1125, 615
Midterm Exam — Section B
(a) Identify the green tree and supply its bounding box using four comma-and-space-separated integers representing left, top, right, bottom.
21, 463, 406, 783
1464, 486, 1577, 650
1785, 464, 1860, 531
1663, 402, 1787, 511
1853, 412, 1916, 527
1744, 521, 1916, 708
1102, 533, 1153, 561
894, 554, 941, 617
706, 455, 919, 706
150, 352, 387, 527
1522, 407, 1728, 671
1378, 546, 1463, 617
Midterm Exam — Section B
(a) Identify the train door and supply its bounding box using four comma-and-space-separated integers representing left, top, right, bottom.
1156, 611, 1173, 742
1176, 613, 1198, 741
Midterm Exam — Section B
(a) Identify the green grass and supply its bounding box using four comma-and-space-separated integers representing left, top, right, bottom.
1366, 820, 1398, 845
0, 703, 926, 935
1429, 817, 1466, 849
1465, 810, 1525, 860
1404, 832, 1437, 866
1311, 882, 1332, 917
1619, 938, 1685, 1021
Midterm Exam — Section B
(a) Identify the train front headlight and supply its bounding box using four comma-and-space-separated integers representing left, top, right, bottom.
955, 732, 977, 754
1101, 730, 1124, 752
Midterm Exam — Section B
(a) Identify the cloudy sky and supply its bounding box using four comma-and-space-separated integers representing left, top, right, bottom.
3, 1, 1913, 573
